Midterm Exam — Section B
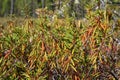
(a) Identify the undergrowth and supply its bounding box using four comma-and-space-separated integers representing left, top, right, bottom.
0, 9, 120, 80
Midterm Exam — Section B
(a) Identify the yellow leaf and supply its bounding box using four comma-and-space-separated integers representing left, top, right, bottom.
71, 59, 75, 66
22, 44, 25, 54
44, 52, 48, 61
70, 64, 77, 72
92, 56, 97, 65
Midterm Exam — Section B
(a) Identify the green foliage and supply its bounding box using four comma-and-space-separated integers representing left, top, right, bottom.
0, 2, 120, 80
0, 0, 10, 16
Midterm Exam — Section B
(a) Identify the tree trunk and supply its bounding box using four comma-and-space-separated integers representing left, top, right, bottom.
10, 0, 14, 15
31, 0, 35, 17
58, 0, 61, 9
42, 0, 45, 8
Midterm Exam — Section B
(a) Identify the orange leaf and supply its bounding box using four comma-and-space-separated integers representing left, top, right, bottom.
87, 28, 93, 36
100, 23, 107, 31
81, 34, 86, 44
75, 75, 80, 80
41, 42, 45, 53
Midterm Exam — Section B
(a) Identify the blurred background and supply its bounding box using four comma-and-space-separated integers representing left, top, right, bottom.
0, 0, 119, 19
